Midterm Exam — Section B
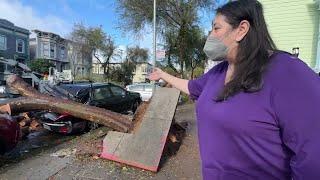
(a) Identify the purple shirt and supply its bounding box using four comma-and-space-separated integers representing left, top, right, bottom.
188, 52, 320, 180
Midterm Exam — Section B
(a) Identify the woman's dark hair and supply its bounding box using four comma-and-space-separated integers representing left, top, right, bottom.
215, 0, 277, 101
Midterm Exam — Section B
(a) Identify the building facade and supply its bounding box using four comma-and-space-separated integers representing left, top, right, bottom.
259, 0, 320, 71
132, 62, 152, 83
91, 49, 123, 75
30, 29, 69, 72
92, 62, 122, 75
0, 19, 30, 63
0, 19, 30, 82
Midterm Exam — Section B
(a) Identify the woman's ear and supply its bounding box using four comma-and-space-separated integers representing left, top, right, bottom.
236, 20, 250, 42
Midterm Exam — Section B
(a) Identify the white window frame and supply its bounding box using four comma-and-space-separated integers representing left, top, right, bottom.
60, 46, 65, 59
43, 42, 49, 57
0, 35, 7, 50
50, 42, 56, 58
16, 39, 25, 53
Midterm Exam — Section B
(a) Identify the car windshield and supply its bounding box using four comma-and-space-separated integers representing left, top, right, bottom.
59, 84, 91, 96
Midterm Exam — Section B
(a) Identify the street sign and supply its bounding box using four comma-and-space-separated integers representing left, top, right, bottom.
156, 50, 166, 60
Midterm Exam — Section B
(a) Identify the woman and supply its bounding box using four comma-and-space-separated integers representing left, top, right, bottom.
148, 0, 320, 179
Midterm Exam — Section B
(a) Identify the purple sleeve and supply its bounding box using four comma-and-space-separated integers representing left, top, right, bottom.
188, 73, 210, 100
188, 62, 225, 100
272, 57, 320, 179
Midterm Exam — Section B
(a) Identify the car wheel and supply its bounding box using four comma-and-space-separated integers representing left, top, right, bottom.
132, 101, 140, 113
87, 122, 99, 131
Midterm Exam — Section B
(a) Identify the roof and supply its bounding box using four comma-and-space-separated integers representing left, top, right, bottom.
32, 29, 60, 38
0, 19, 30, 35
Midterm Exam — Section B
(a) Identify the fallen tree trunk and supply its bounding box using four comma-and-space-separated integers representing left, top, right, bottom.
2, 75, 132, 132
0, 98, 131, 132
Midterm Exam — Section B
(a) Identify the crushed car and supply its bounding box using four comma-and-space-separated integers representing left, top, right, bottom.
38, 82, 142, 134
0, 114, 20, 154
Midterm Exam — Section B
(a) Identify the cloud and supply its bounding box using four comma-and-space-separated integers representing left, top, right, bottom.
0, 0, 72, 37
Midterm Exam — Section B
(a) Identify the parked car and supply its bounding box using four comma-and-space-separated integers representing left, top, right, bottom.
0, 114, 20, 154
39, 82, 142, 134
125, 83, 160, 101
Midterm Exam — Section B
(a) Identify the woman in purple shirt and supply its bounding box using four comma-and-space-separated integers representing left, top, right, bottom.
149, 0, 320, 179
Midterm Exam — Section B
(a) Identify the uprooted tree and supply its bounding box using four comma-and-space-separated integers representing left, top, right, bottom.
0, 75, 132, 132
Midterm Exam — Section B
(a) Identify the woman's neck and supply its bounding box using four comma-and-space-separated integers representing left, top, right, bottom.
225, 62, 235, 85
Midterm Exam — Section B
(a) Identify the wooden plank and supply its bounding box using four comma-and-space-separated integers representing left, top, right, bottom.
100, 87, 180, 172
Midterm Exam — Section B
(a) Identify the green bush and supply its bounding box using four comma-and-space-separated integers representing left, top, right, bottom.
179, 93, 193, 104
28, 58, 54, 74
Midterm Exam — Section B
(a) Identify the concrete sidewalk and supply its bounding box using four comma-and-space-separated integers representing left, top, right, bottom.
0, 103, 201, 180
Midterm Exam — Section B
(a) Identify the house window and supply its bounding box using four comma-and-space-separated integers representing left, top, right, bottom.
50, 42, 55, 58
16, 39, 25, 53
43, 42, 49, 57
60, 46, 65, 59
143, 67, 147, 73
0, 35, 7, 50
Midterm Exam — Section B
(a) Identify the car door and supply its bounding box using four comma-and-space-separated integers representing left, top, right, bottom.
90, 86, 113, 110
109, 85, 132, 112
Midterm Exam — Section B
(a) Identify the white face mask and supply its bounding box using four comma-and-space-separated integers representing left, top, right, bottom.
203, 36, 229, 61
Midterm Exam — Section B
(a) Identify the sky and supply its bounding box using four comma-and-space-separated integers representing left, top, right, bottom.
0, 0, 227, 59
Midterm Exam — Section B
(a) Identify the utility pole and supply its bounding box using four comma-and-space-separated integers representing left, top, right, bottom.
152, 0, 157, 93
153, 0, 157, 68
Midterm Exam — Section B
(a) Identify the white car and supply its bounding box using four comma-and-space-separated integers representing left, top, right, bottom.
125, 83, 160, 101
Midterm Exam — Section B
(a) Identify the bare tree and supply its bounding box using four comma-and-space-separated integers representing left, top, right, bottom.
116, 0, 215, 76
67, 40, 82, 79
68, 23, 118, 80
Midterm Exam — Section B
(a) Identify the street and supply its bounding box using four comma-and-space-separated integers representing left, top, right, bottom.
0, 103, 202, 180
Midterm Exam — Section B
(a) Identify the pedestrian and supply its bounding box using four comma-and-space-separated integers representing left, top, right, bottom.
148, 0, 320, 179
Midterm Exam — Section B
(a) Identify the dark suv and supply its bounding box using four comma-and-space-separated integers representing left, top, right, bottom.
39, 83, 141, 134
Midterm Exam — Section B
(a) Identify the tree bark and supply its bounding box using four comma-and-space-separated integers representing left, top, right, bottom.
3, 75, 132, 132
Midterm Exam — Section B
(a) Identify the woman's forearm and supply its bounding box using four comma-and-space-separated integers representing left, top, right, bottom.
160, 72, 190, 95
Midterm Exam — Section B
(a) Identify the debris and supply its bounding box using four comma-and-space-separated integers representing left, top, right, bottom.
50, 148, 77, 158
18, 118, 32, 127
93, 155, 99, 160
29, 119, 41, 132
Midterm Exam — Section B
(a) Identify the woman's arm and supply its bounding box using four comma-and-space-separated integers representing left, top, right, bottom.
148, 68, 190, 94
272, 57, 320, 179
